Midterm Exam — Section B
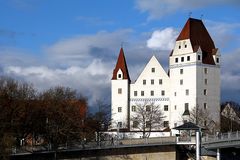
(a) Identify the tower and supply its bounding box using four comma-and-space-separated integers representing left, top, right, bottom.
111, 48, 130, 130
169, 18, 220, 128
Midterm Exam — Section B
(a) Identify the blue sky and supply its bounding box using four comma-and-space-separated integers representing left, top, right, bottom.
0, 0, 240, 109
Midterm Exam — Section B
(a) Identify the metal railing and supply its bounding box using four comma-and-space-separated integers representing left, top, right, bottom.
203, 131, 240, 143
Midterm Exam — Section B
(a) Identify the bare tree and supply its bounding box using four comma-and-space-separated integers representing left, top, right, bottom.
130, 102, 165, 138
188, 106, 219, 134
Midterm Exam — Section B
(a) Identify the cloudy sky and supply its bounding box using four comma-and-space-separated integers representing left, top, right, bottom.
0, 0, 240, 110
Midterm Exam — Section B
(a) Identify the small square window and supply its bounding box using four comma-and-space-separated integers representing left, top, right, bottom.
132, 105, 136, 112
151, 68, 155, 73
198, 55, 201, 61
185, 103, 189, 111
143, 79, 146, 85
174, 92, 177, 96
161, 90, 165, 96
151, 90, 154, 96
204, 89, 207, 95
180, 79, 183, 85
163, 121, 169, 127
151, 79, 154, 85
216, 58, 219, 63
204, 68, 208, 74
205, 79, 208, 85
146, 105, 151, 112
180, 69, 183, 74
187, 56, 190, 61
118, 88, 122, 94
159, 79, 162, 85
174, 105, 177, 110
204, 103, 207, 109
164, 105, 168, 111
178, 45, 181, 49
141, 91, 144, 96
185, 44, 187, 48
134, 91, 137, 96
175, 58, 178, 63
146, 121, 151, 128
118, 122, 122, 128
181, 57, 184, 62
133, 121, 139, 128
118, 107, 122, 112
186, 89, 189, 95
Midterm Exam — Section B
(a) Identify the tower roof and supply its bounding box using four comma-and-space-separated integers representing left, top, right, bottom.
112, 48, 131, 81
177, 18, 217, 65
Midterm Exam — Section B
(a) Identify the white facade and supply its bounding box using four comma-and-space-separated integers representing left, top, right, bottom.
110, 18, 221, 132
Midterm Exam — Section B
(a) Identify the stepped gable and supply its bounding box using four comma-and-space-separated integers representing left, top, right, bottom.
177, 18, 217, 65
112, 48, 131, 81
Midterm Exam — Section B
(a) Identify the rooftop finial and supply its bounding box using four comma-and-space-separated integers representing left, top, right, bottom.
189, 12, 192, 18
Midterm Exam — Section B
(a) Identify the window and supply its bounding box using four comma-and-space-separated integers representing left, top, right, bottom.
216, 58, 219, 63
133, 121, 139, 128
118, 88, 122, 94
164, 105, 168, 111
175, 58, 178, 63
174, 92, 177, 96
187, 56, 190, 61
205, 79, 208, 85
185, 44, 187, 48
118, 122, 122, 128
141, 91, 144, 96
204, 68, 208, 74
178, 45, 181, 49
118, 107, 122, 112
161, 90, 165, 96
204, 103, 207, 109
180, 79, 183, 85
198, 55, 201, 61
134, 91, 137, 96
151, 90, 154, 96
143, 79, 146, 85
132, 105, 136, 112
181, 57, 184, 62
180, 69, 183, 74
174, 105, 177, 110
163, 121, 169, 127
204, 89, 207, 95
151, 68, 155, 73
159, 79, 162, 85
146, 121, 151, 128
118, 74, 121, 78
151, 79, 154, 85
185, 103, 189, 111
146, 105, 151, 112
186, 89, 189, 96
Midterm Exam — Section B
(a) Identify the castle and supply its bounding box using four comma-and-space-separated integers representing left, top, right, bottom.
111, 18, 220, 132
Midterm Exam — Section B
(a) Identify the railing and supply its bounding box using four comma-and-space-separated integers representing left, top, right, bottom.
12, 137, 177, 154
203, 131, 240, 143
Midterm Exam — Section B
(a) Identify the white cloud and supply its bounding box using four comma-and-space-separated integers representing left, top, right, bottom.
135, 0, 240, 20
147, 27, 178, 50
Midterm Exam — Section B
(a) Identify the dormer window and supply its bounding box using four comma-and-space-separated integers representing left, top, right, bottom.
198, 55, 201, 61
117, 69, 123, 80
216, 58, 219, 63
118, 74, 121, 78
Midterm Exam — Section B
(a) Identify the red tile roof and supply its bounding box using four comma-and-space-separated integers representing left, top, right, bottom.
112, 48, 131, 81
176, 18, 217, 65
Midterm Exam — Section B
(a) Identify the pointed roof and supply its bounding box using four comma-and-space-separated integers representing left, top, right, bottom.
176, 18, 216, 65
173, 122, 202, 130
112, 48, 131, 81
